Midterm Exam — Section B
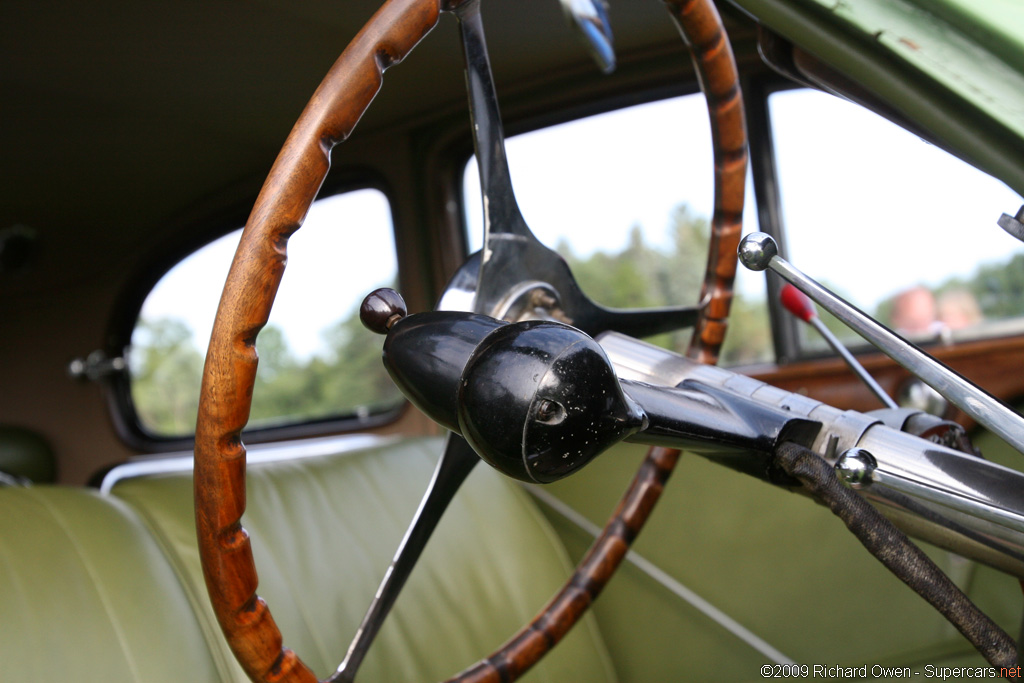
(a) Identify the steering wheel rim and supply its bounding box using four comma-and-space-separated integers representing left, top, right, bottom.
193, 0, 746, 680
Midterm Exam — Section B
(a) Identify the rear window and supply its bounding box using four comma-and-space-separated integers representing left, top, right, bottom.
129, 188, 402, 437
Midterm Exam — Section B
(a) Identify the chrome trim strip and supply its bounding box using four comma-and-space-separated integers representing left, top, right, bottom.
100, 434, 397, 495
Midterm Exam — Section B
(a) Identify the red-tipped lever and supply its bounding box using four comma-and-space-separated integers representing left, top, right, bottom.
780, 283, 816, 323
781, 284, 898, 409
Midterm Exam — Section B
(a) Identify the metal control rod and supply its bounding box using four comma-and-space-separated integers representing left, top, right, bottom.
738, 232, 1024, 457
600, 330, 1024, 578
780, 284, 898, 409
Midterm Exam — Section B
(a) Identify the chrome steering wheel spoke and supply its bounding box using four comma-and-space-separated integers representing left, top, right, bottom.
453, 0, 704, 337
332, 434, 479, 683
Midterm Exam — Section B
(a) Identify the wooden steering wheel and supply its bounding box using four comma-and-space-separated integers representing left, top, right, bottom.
193, 0, 747, 680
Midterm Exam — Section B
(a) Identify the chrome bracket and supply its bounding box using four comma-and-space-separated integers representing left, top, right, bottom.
67, 350, 126, 381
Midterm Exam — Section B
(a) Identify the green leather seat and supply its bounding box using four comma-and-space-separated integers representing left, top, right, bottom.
0, 436, 617, 682
0, 486, 224, 682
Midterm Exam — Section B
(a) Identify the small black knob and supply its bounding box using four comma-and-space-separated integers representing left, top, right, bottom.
360, 288, 407, 334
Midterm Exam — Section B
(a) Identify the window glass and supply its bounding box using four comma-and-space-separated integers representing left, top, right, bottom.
130, 188, 401, 436
770, 89, 1024, 353
463, 94, 770, 366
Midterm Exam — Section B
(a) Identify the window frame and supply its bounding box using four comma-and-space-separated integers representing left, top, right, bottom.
105, 178, 407, 453
744, 77, 802, 365
753, 80, 1024, 365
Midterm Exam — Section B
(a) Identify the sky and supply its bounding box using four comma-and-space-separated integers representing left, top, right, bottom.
141, 88, 1023, 360
464, 89, 1024, 306
138, 190, 397, 359
769, 90, 1024, 305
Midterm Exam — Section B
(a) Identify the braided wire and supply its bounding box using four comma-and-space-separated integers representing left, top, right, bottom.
774, 441, 1018, 671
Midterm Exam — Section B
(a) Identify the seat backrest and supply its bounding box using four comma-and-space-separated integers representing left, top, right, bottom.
106, 435, 618, 682
0, 486, 229, 681
0, 436, 616, 681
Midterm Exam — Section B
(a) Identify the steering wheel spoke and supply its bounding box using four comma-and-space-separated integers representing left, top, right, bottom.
332, 435, 479, 683
455, 0, 710, 343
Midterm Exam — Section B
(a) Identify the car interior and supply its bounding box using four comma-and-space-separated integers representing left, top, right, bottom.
3, 0, 1024, 680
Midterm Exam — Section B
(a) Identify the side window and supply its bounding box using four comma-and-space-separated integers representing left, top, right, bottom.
463, 94, 771, 366
770, 89, 1024, 353
130, 188, 402, 437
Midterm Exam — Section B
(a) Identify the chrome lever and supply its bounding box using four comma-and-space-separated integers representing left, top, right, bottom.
560, 0, 615, 74
739, 232, 1024, 456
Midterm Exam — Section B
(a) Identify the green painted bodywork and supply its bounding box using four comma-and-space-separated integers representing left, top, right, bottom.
732, 0, 1024, 195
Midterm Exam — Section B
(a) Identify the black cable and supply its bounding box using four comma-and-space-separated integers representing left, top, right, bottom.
1018, 606, 1023, 668
774, 441, 1017, 672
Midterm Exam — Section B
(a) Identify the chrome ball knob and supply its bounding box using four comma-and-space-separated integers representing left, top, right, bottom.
835, 448, 877, 489
738, 232, 779, 272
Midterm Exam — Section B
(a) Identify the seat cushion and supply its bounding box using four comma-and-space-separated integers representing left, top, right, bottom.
112, 436, 617, 682
0, 486, 227, 681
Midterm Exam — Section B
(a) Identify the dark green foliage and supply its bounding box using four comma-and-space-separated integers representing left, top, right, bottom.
132, 307, 402, 436
964, 252, 1024, 319
130, 318, 204, 434
248, 311, 402, 429
560, 204, 772, 366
